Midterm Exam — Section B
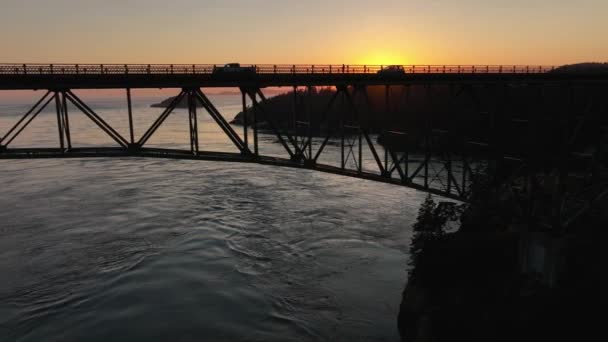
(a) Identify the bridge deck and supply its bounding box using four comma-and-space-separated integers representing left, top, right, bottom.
1, 64, 607, 89
3, 73, 608, 90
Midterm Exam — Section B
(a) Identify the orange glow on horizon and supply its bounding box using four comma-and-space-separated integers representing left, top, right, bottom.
356, 51, 410, 66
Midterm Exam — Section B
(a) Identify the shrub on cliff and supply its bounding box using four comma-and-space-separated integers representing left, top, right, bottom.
408, 195, 463, 275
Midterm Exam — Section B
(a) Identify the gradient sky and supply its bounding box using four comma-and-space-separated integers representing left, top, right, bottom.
0, 0, 607, 65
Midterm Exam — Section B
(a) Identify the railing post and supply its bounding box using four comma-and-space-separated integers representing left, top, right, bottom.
76, 64, 79, 74
50, 64, 53, 74
170, 64, 174, 74
22, 64, 27, 75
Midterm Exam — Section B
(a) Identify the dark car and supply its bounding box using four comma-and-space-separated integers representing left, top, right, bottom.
377, 65, 406, 75
212, 63, 256, 75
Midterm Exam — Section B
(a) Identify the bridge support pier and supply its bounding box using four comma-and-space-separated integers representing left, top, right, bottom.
53, 91, 72, 152
187, 89, 200, 155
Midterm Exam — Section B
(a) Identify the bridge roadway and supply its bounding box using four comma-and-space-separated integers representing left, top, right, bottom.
1, 63, 606, 90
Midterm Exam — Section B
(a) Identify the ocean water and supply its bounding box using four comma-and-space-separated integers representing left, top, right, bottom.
0, 91, 426, 341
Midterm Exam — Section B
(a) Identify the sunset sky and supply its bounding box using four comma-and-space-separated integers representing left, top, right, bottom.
1, 0, 606, 66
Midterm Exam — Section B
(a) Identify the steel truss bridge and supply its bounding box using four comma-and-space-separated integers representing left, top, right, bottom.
1, 63, 607, 230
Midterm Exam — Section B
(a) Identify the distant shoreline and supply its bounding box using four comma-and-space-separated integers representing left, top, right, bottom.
150, 89, 289, 108
150, 93, 238, 108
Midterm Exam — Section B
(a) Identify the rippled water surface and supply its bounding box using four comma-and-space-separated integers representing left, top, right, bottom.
0, 93, 425, 341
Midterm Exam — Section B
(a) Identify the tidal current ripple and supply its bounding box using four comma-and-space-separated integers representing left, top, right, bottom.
0, 95, 425, 341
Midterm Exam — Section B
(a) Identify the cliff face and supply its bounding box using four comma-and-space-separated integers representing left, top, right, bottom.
399, 232, 521, 342
398, 191, 608, 342
398, 228, 608, 342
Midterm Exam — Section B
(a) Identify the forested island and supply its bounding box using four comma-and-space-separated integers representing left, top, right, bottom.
228, 63, 608, 152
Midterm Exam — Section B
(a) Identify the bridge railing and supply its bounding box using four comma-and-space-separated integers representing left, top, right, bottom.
0, 63, 556, 75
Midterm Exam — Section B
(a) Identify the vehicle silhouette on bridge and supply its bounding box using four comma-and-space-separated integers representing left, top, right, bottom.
377, 65, 406, 76
212, 63, 256, 75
